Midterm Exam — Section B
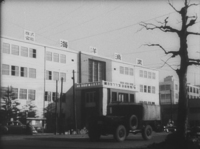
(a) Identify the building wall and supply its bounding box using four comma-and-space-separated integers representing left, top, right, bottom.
1, 36, 78, 119
134, 66, 159, 105
160, 76, 200, 105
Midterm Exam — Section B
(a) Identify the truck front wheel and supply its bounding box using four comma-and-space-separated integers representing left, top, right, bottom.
114, 125, 127, 142
142, 125, 153, 140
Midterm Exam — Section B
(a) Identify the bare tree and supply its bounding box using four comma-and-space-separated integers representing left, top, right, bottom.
140, 0, 200, 141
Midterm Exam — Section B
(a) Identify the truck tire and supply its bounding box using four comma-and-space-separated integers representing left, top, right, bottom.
142, 125, 153, 140
114, 125, 127, 142
88, 120, 101, 141
129, 115, 138, 130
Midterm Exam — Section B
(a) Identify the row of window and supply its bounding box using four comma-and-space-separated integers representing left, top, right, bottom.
46, 71, 66, 81
2, 64, 36, 78
188, 86, 199, 94
119, 66, 134, 76
2, 42, 37, 58
1, 87, 36, 100
139, 70, 156, 79
160, 84, 179, 91
140, 85, 156, 94
46, 51, 68, 63
139, 101, 155, 105
85, 92, 96, 103
111, 92, 135, 103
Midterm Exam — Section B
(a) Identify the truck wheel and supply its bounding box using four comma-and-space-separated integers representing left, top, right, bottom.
129, 115, 138, 130
88, 120, 101, 141
142, 125, 153, 140
114, 125, 127, 142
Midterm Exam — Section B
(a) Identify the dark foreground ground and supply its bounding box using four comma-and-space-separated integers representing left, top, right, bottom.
0, 132, 168, 149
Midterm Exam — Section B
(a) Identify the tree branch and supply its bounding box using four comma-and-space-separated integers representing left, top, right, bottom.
168, 0, 180, 13
140, 19, 180, 34
187, 32, 200, 36
188, 58, 200, 65
145, 44, 180, 57
161, 59, 177, 71
186, 14, 197, 28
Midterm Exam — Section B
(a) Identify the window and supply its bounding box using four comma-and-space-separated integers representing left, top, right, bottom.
197, 88, 199, 94
148, 72, 151, 79
28, 89, 35, 100
161, 94, 165, 99
148, 86, 151, 93
2, 64, 9, 75
85, 92, 96, 103
11, 65, 19, 76
2, 43, 10, 54
88, 59, 105, 82
160, 85, 165, 91
140, 85, 143, 92
11, 45, 19, 55
130, 94, 135, 102
130, 68, 133, 76
118, 93, 128, 102
45, 91, 51, 101
46, 71, 52, 80
166, 94, 170, 99
60, 54, 66, 63
52, 92, 59, 102
53, 71, 59, 81
29, 68, 36, 78
21, 47, 28, 57
144, 71, 147, 78
53, 53, 59, 62
166, 85, 171, 90
20, 67, 27, 77
112, 92, 117, 102
152, 72, 156, 79
193, 88, 195, 93
46, 51, 52, 61
139, 70, 143, 77
60, 72, 66, 82
175, 84, 178, 90
20, 89, 27, 99
144, 85, 147, 92
190, 87, 192, 92
125, 67, 129, 75
152, 86, 155, 93
29, 48, 36, 58
120, 66, 124, 74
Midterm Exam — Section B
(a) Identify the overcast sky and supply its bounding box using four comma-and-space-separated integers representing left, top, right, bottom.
2, 0, 200, 83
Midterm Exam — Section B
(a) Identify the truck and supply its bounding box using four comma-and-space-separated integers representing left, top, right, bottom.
88, 103, 162, 142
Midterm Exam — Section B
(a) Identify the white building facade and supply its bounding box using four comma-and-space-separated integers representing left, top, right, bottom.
1, 36, 78, 119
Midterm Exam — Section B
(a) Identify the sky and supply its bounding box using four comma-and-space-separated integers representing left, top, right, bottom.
1, 0, 200, 84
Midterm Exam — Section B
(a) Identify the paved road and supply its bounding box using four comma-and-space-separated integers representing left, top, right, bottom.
1, 132, 168, 149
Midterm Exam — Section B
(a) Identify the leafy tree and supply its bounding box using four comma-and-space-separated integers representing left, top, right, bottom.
21, 100, 37, 118
1, 86, 20, 122
140, 0, 200, 142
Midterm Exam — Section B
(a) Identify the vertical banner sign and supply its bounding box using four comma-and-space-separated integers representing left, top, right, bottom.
60, 39, 68, 48
136, 58, 143, 65
24, 30, 35, 42
114, 53, 122, 61
90, 46, 98, 54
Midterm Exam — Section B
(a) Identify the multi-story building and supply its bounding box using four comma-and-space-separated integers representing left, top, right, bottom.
1, 36, 159, 130
1, 36, 78, 121
159, 76, 200, 126
159, 76, 200, 105
76, 51, 159, 128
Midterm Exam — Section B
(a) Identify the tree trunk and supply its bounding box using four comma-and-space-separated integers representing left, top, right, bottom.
177, 70, 188, 140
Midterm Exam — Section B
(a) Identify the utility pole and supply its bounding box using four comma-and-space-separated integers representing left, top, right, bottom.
59, 77, 63, 135
72, 70, 77, 132
170, 89, 173, 121
54, 80, 58, 135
